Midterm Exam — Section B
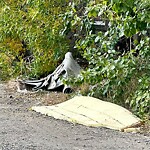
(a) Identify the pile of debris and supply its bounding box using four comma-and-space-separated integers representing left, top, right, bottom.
18, 52, 81, 93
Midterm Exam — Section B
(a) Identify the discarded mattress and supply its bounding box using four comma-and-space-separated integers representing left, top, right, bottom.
18, 52, 81, 93
32, 96, 142, 132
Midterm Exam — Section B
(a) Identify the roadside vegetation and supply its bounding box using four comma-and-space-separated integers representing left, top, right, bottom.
0, 0, 70, 79
0, 0, 149, 119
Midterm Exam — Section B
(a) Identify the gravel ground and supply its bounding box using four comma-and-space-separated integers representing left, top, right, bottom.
0, 81, 150, 150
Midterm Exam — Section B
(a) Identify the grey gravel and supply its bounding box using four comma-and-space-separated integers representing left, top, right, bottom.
0, 83, 149, 150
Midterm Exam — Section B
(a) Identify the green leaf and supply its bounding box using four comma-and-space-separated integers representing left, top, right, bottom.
95, 36, 100, 43
88, 9, 98, 17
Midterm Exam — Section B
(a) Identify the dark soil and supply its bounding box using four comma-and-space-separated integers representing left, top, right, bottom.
0, 81, 150, 150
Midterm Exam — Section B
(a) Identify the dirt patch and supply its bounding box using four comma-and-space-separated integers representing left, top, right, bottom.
5, 80, 69, 106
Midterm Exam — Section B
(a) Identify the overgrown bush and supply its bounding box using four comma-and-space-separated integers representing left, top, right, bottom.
0, 0, 149, 118
0, 0, 70, 80
62, 0, 150, 118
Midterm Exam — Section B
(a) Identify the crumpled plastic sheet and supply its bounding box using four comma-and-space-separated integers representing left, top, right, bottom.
18, 52, 81, 93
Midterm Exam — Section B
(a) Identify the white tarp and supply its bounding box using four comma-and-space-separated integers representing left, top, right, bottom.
18, 52, 81, 93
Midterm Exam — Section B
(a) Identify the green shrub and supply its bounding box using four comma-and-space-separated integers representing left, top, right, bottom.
62, 0, 150, 118
0, 0, 70, 79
